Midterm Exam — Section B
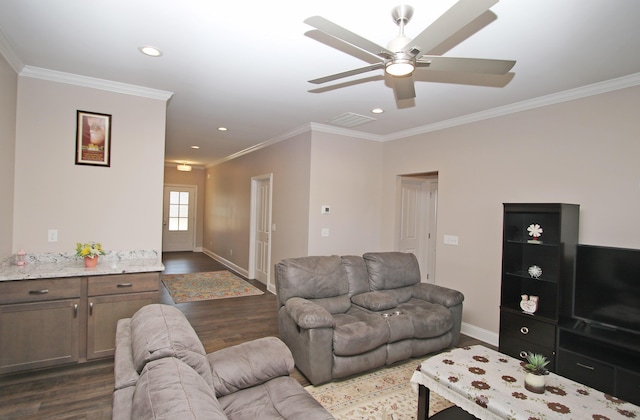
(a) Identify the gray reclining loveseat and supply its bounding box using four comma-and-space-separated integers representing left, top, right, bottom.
112, 304, 333, 419
275, 252, 464, 385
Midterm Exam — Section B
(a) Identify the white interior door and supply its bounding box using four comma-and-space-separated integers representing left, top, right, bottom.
397, 175, 438, 283
162, 185, 196, 252
250, 175, 272, 290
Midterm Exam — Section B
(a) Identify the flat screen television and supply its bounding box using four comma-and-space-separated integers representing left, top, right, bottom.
573, 244, 640, 335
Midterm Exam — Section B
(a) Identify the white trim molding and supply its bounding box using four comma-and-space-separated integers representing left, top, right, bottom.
19, 66, 174, 102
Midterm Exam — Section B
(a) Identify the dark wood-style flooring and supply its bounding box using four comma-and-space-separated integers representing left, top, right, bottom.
0, 251, 489, 419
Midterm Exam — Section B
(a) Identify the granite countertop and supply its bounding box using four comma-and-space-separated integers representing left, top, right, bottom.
0, 250, 164, 281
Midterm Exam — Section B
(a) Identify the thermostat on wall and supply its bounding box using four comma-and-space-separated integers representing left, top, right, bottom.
321, 205, 331, 214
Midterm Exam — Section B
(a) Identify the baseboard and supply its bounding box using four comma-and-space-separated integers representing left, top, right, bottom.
201, 248, 249, 278
461, 322, 499, 348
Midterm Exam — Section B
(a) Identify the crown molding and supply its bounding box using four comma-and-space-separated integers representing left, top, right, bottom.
309, 122, 385, 142
0, 27, 24, 73
19, 66, 174, 101
384, 72, 640, 141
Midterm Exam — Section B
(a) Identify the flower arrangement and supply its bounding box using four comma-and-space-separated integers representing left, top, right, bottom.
76, 242, 106, 259
524, 352, 550, 375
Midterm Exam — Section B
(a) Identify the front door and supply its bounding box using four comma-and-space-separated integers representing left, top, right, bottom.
162, 185, 196, 252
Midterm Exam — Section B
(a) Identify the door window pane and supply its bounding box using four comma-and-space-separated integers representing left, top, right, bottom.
168, 190, 189, 231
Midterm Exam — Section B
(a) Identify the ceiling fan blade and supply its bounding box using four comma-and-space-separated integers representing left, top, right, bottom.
404, 0, 498, 56
304, 16, 392, 59
417, 56, 515, 74
309, 63, 384, 84
393, 75, 416, 100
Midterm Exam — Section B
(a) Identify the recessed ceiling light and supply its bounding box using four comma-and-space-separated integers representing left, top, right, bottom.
218, 127, 228, 131
371, 108, 384, 114
190, 145, 200, 149
138, 46, 162, 57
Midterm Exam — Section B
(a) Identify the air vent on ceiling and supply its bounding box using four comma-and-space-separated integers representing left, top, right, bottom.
327, 112, 376, 128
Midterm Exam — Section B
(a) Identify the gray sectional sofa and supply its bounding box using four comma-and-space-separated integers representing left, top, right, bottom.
275, 251, 464, 385
112, 304, 333, 419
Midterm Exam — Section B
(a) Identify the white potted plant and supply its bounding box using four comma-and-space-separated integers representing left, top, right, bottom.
524, 352, 549, 394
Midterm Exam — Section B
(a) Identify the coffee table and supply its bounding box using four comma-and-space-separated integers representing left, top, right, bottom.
411, 345, 639, 419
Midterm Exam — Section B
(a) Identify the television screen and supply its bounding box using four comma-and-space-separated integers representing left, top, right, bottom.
573, 244, 640, 335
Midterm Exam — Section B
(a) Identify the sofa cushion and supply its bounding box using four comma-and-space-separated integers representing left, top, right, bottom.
397, 299, 453, 338
130, 304, 213, 387
363, 252, 421, 290
332, 309, 389, 356
132, 357, 227, 419
351, 291, 398, 311
341, 255, 370, 296
208, 337, 294, 397
275, 255, 349, 308
218, 376, 334, 420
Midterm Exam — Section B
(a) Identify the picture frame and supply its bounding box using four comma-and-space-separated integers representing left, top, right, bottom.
75, 110, 112, 167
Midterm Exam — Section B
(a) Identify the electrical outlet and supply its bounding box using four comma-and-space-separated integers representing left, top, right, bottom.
48, 229, 58, 242
321, 228, 330, 237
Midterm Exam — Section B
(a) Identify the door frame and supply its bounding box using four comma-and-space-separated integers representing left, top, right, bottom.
248, 174, 274, 293
162, 184, 197, 252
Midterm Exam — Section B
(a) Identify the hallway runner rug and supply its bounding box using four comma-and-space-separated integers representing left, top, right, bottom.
161, 271, 264, 303
305, 359, 454, 419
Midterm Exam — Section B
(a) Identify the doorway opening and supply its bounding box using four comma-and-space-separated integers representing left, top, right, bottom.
395, 172, 438, 283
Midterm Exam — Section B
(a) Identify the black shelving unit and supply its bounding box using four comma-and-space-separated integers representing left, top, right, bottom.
498, 203, 580, 371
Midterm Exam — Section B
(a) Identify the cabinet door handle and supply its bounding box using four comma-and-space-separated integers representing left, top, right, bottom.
89, 301, 94, 316
520, 327, 529, 335
74, 303, 78, 317
576, 362, 595, 371
29, 289, 49, 294
117, 283, 133, 288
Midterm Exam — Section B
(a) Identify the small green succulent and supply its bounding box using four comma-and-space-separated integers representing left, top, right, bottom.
524, 352, 549, 375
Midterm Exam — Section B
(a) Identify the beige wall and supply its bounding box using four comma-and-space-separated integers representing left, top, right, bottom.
163, 166, 206, 249
308, 130, 383, 255
0, 54, 17, 257
204, 132, 311, 275
13, 76, 168, 254
381, 85, 640, 338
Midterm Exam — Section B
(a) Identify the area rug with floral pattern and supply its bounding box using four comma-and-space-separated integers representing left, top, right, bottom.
305, 359, 453, 419
161, 270, 264, 303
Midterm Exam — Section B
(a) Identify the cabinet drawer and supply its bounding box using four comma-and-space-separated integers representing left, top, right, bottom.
0, 278, 81, 304
88, 273, 159, 296
499, 335, 556, 369
616, 369, 640, 405
556, 349, 614, 394
500, 311, 556, 347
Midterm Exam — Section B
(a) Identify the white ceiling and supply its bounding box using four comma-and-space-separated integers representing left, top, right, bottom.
1, 0, 639, 167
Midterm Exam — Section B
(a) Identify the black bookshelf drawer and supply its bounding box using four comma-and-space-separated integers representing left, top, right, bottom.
499, 336, 556, 370
556, 349, 614, 394
617, 369, 640, 405
500, 311, 556, 347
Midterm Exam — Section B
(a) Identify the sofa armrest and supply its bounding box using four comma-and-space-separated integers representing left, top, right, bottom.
284, 297, 336, 329
114, 318, 139, 391
351, 291, 398, 311
208, 337, 294, 397
412, 283, 464, 308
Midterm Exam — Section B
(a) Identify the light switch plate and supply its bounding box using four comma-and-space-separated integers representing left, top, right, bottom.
443, 234, 459, 246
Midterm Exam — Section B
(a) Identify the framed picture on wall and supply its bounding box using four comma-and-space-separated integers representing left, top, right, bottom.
75, 110, 112, 167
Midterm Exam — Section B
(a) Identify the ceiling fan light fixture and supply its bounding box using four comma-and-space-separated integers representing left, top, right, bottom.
386, 59, 415, 76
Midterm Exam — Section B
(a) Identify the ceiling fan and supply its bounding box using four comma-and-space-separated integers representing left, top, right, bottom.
304, 0, 516, 100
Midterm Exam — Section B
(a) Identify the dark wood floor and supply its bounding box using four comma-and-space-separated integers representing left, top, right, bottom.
0, 251, 489, 419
